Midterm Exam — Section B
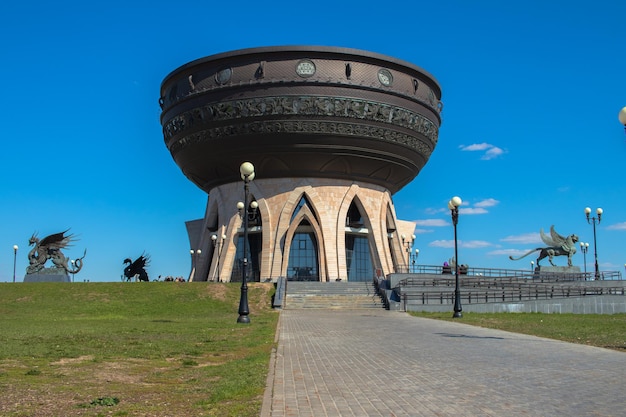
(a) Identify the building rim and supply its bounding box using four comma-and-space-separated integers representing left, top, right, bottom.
160, 45, 442, 98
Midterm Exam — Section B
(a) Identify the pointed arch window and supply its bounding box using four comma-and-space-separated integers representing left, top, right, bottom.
346, 202, 364, 228
291, 194, 318, 223
287, 220, 319, 281
345, 200, 373, 281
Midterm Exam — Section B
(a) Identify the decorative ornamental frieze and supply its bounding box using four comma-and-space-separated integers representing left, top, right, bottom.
163, 95, 439, 145
168, 119, 434, 158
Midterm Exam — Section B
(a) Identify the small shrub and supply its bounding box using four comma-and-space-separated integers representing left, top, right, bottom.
90, 397, 120, 407
182, 359, 198, 367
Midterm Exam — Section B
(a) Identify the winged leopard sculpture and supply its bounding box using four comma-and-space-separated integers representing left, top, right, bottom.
509, 225, 578, 267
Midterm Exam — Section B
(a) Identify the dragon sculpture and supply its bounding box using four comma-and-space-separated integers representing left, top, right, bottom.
26, 230, 86, 275
123, 255, 150, 282
509, 225, 578, 267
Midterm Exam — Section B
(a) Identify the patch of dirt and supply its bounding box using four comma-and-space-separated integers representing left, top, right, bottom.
0, 357, 215, 416
250, 283, 274, 312
208, 283, 228, 301
50, 355, 94, 366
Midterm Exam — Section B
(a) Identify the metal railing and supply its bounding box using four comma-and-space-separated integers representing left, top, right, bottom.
401, 285, 626, 308
273, 276, 287, 309
373, 275, 390, 309
390, 266, 624, 309
396, 266, 622, 286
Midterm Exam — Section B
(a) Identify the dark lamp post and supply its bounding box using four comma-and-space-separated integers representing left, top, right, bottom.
619, 107, 626, 133
237, 161, 255, 324
448, 196, 462, 318
13, 245, 18, 283
401, 234, 416, 273
579, 241, 589, 277
412, 248, 419, 273
584, 207, 602, 280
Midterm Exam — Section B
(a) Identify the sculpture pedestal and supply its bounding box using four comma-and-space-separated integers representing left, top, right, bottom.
533, 265, 582, 281
24, 268, 70, 282
535, 266, 581, 274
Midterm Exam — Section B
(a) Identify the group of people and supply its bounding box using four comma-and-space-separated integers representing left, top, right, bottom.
442, 262, 469, 275
158, 275, 186, 282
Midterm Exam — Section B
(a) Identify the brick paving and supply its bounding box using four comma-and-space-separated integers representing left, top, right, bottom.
262, 309, 625, 416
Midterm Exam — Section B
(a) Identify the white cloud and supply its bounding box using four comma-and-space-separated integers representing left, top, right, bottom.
429, 240, 455, 248
429, 240, 492, 249
488, 248, 531, 257
481, 146, 504, 160
474, 198, 500, 208
424, 207, 447, 215
459, 143, 491, 151
606, 222, 626, 231
459, 207, 488, 215
460, 240, 492, 249
414, 219, 449, 227
500, 233, 542, 245
424, 198, 498, 216
413, 228, 433, 234
459, 142, 505, 160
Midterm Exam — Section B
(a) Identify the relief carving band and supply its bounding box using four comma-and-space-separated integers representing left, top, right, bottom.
163, 95, 439, 144
168, 120, 434, 158
509, 225, 579, 267
26, 230, 86, 275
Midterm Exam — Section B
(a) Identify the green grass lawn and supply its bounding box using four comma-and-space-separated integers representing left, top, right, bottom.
0, 282, 278, 417
410, 311, 626, 351
2, 282, 624, 416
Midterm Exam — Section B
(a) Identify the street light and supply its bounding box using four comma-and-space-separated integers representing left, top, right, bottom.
448, 196, 462, 318
70, 259, 75, 282
579, 241, 589, 277
189, 249, 202, 281
237, 161, 255, 324
619, 107, 626, 133
584, 207, 603, 280
401, 234, 416, 273
211, 233, 226, 282
13, 245, 18, 283
412, 249, 420, 273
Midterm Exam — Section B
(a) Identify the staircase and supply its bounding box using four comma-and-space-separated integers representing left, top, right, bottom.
285, 281, 385, 309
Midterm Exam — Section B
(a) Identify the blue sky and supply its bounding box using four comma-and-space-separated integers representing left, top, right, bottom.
1, 0, 625, 282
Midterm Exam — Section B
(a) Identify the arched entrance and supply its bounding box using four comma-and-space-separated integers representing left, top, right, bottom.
287, 222, 319, 281
345, 201, 374, 281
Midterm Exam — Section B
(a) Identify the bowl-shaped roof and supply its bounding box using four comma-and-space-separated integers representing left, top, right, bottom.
160, 46, 443, 194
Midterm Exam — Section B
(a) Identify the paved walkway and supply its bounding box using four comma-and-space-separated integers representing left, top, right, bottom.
262, 309, 625, 416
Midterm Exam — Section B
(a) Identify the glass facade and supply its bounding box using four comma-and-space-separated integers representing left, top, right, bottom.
346, 234, 374, 281
287, 231, 319, 281
230, 234, 261, 282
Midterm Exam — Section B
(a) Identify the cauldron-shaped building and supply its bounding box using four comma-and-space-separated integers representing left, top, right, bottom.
159, 46, 442, 282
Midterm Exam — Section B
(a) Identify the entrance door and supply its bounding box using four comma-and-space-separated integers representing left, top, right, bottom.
287, 231, 319, 281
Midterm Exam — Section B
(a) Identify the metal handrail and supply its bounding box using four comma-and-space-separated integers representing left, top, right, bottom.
396, 266, 622, 288
272, 276, 287, 309
373, 275, 390, 310
400, 286, 626, 306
